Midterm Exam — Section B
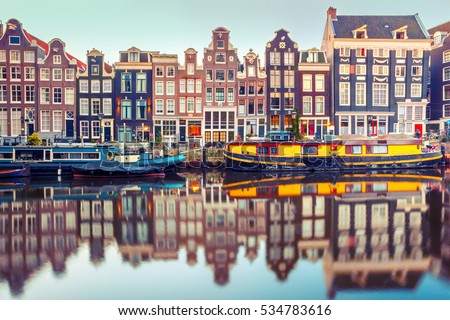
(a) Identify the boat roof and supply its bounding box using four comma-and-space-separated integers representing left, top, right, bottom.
333, 134, 373, 141
377, 133, 416, 140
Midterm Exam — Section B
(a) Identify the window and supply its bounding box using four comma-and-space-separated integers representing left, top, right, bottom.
270, 115, 280, 130
339, 48, 350, 56
395, 83, 405, 97
10, 108, 20, 135
414, 106, 423, 120
91, 65, 99, 75
10, 50, 20, 62
238, 99, 245, 115
65, 69, 74, 81
340, 116, 349, 134
444, 105, 450, 117
196, 79, 202, 93
411, 83, 421, 97
355, 65, 366, 75
217, 40, 224, 48
302, 96, 312, 114
156, 66, 163, 77
215, 70, 225, 81
248, 99, 255, 115
0, 50, 5, 62
196, 98, 202, 113
135, 100, 146, 119
0, 85, 6, 103
0, 66, 6, 80
91, 120, 100, 138
215, 53, 225, 63
65, 88, 74, 105
227, 88, 234, 102
40, 88, 50, 104
187, 63, 194, 75
155, 81, 164, 95
444, 85, 450, 100
103, 98, 112, 115
121, 73, 131, 92
346, 145, 362, 154
315, 96, 324, 114
91, 99, 100, 115
367, 145, 387, 154
52, 68, 62, 81
373, 65, 388, 75
248, 66, 255, 77
24, 51, 35, 63
166, 66, 175, 77
40, 68, 50, 81
257, 81, 264, 95
258, 99, 264, 115
284, 70, 294, 88
356, 83, 366, 106
228, 70, 235, 81
41, 110, 50, 131
395, 66, 406, 77
187, 97, 194, 113
91, 80, 100, 93
136, 73, 147, 92
166, 81, 175, 95
412, 66, 422, 76
80, 121, 89, 138
373, 48, 388, 57
11, 85, 21, 102
373, 83, 388, 106
284, 52, 294, 65
284, 92, 294, 109
155, 100, 164, 114
396, 49, 407, 58
206, 88, 213, 102
444, 67, 450, 81
9, 36, 20, 45
179, 79, 186, 93
302, 74, 311, 91
412, 49, 423, 58
11, 66, 21, 80
215, 88, 225, 102
356, 48, 366, 57
444, 50, 450, 63
339, 83, 350, 105
0, 108, 6, 135
80, 98, 89, 115
339, 64, 350, 75
121, 100, 131, 119
248, 81, 255, 95
25, 85, 34, 103
103, 79, 112, 92
53, 55, 61, 64
162, 121, 177, 136
179, 97, 186, 113
79, 80, 88, 93
129, 51, 139, 62
206, 69, 213, 81
53, 111, 62, 132
355, 116, 365, 135
187, 79, 194, 93
270, 92, 280, 109
166, 99, 175, 114
269, 52, 280, 65
239, 81, 246, 95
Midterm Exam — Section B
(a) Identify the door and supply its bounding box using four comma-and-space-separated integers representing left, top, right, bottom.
27, 123, 34, 136
104, 127, 111, 142
179, 126, 186, 143
66, 119, 74, 138
414, 124, 422, 138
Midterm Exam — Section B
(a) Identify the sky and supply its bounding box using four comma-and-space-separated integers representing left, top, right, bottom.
2, 0, 449, 65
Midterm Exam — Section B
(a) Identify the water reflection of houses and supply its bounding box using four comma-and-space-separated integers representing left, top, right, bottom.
0, 185, 78, 295
324, 178, 433, 298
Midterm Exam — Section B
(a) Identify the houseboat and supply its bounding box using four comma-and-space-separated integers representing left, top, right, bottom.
223, 134, 442, 171
0, 145, 111, 176
71, 161, 165, 179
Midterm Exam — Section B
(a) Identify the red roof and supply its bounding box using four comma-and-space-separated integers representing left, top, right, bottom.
23, 29, 86, 71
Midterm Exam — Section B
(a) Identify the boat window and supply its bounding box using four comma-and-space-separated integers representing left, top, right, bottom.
69, 153, 82, 159
302, 184, 317, 194
366, 145, 387, 154
302, 146, 318, 155
345, 145, 362, 154
53, 152, 68, 159
0, 152, 13, 159
258, 147, 269, 155
83, 153, 100, 160
270, 147, 278, 154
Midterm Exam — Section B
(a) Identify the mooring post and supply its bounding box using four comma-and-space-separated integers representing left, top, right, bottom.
441, 143, 446, 164
202, 147, 207, 168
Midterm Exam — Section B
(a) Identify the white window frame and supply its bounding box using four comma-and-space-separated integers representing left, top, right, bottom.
303, 96, 312, 115
395, 83, 405, 97
103, 79, 112, 93
411, 83, 421, 98
355, 83, 366, 106
65, 87, 74, 105
79, 80, 89, 93
372, 83, 388, 106
339, 82, 350, 106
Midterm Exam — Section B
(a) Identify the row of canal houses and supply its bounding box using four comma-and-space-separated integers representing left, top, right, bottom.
0, 8, 449, 145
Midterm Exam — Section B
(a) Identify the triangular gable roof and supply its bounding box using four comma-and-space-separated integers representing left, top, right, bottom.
331, 15, 428, 39
23, 30, 86, 70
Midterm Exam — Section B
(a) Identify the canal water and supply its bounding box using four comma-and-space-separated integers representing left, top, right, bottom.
0, 169, 449, 300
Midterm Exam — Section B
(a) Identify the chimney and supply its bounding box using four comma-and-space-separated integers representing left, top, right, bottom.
327, 7, 337, 20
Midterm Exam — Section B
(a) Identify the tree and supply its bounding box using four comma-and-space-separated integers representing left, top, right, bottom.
27, 132, 42, 146
290, 109, 304, 141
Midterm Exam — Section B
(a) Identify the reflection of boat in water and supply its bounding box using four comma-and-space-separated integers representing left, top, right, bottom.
222, 169, 442, 199
0, 166, 29, 178
71, 161, 165, 178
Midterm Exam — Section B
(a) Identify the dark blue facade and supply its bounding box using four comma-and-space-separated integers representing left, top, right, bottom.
77, 50, 114, 142
114, 49, 153, 143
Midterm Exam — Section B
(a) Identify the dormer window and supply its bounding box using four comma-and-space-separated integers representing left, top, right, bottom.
129, 52, 139, 62
353, 25, 367, 39
434, 32, 447, 45
393, 26, 408, 40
